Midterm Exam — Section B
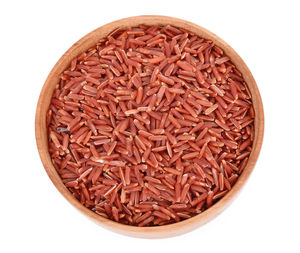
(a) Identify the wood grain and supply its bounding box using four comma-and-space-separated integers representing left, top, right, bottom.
35, 15, 264, 238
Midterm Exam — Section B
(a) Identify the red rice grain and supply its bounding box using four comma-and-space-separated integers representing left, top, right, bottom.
47, 25, 255, 227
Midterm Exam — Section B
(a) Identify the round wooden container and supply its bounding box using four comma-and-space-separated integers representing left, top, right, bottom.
35, 15, 264, 238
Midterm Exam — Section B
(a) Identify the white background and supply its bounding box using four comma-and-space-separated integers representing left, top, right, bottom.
1, 0, 299, 252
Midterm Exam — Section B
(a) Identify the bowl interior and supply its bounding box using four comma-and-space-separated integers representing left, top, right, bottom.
35, 15, 264, 238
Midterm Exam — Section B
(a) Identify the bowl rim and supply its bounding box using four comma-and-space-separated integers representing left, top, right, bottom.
35, 15, 264, 238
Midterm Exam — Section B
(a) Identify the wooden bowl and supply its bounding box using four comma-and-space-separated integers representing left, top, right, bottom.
35, 15, 264, 238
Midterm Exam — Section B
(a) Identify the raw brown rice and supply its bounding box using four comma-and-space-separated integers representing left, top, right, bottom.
47, 24, 254, 226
